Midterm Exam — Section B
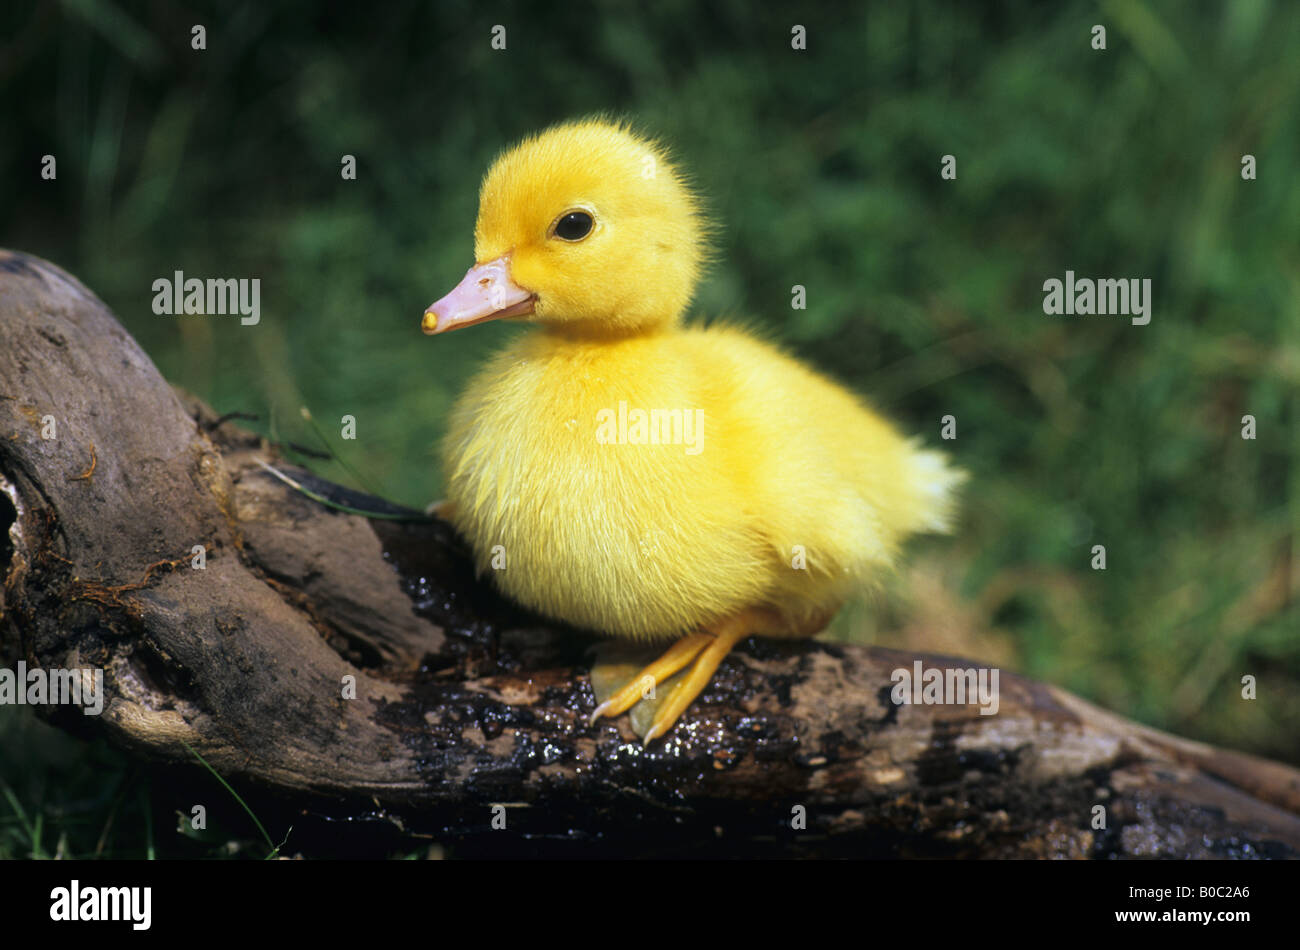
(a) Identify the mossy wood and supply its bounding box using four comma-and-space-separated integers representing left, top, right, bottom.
2, 250, 1298, 858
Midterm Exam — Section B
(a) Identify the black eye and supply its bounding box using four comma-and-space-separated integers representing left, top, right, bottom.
553, 210, 594, 241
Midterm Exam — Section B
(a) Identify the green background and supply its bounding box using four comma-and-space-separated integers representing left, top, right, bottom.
1, 0, 1297, 857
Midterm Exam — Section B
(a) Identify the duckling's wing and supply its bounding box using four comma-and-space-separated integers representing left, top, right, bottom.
683, 324, 965, 582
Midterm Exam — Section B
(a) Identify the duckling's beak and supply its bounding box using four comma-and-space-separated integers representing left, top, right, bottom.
422, 257, 536, 335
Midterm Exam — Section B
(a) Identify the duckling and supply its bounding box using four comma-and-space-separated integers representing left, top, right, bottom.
422, 119, 964, 743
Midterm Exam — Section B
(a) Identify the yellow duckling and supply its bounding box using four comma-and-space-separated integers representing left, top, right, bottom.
423, 119, 964, 743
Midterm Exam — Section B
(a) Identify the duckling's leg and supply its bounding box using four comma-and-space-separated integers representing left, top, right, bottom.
591, 606, 803, 743
641, 609, 776, 744
588, 632, 714, 725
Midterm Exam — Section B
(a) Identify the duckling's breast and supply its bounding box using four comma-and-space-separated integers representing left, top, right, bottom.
440, 330, 769, 640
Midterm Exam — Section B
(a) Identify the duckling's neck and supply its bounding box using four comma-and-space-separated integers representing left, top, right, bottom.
534, 316, 678, 345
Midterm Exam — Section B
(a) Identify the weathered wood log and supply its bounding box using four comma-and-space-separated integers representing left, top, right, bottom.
2, 248, 1298, 858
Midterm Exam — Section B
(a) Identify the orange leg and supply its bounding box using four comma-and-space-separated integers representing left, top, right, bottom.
641, 617, 757, 744
588, 632, 713, 725
590, 607, 807, 744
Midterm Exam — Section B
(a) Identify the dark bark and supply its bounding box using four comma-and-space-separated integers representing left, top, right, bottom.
2, 248, 1298, 858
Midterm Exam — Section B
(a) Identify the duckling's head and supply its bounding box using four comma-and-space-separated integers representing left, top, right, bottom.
423, 119, 707, 338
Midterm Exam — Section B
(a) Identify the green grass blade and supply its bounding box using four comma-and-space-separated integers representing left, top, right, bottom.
254, 459, 432, 521
179, 739, 276, 856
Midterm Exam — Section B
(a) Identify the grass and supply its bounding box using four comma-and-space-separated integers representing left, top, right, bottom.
0, 704, 298, 859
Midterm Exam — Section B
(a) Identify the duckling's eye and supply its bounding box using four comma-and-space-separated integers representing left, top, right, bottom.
552, 210, 594, 242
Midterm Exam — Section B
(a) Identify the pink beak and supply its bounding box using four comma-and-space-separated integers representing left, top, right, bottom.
422, 256, 535, 335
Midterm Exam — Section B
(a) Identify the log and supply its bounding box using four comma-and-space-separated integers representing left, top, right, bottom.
1, 248, 1298, 858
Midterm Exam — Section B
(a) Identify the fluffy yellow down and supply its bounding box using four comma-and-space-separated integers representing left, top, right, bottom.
441, 119, 964, 642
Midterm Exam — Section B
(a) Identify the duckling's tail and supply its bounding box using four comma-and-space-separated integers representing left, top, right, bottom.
902, 438, 967, 535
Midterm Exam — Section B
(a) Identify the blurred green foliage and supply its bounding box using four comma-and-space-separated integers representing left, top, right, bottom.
1, 0, 1297, 857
